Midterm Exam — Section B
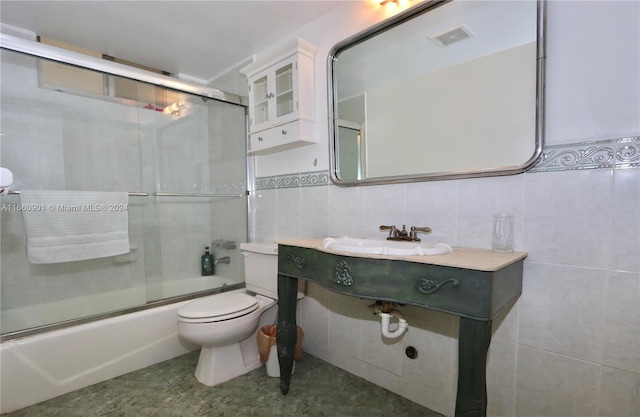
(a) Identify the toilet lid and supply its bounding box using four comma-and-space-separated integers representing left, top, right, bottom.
178, 292, 259, 321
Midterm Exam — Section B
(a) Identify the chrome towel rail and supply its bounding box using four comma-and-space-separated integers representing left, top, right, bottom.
154, 192, 244, 198
6, 191, 244, 198
7, 190, 149, 197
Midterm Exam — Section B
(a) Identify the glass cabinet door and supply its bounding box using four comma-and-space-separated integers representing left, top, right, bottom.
251, 74, 269, 126
248, 56, 298, 132
275, 62, 294, 118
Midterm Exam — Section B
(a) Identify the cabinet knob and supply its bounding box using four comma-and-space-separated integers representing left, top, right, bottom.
281, 130, 287, 135
258, 137, 264, 141
267, 92, 274, 99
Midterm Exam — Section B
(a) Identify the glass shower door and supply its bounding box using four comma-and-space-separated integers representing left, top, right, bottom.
0, 48, 248, 337
147, 96, 248, 301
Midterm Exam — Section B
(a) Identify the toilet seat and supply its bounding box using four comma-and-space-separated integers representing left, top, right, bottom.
178, 292, 259, 323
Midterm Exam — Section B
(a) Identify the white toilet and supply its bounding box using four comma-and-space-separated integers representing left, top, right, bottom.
177, 242, 304, 387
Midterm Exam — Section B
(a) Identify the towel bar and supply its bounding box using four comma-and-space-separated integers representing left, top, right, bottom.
154, 192, 244, 198
7, 190, 149, 197
6, 191, 245, 198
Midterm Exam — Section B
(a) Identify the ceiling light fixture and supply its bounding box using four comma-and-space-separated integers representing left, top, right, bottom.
163, 102, 184, 116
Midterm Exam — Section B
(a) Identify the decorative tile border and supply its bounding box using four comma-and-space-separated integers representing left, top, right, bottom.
256, 170, 329, 191
529, 136, 640, 172
255, 137, 640, 188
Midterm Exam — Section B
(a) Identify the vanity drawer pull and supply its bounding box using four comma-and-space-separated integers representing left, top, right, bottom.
417, 278, 460, 294
286, 254, 306, 269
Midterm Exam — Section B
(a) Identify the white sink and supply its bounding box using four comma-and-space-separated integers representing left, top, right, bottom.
322, 237, 453, 256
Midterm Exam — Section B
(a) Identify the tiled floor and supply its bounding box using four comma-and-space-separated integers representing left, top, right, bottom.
3, 351, 444, 417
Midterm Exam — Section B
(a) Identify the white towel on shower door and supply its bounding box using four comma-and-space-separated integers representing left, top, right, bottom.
19, 190, 130, 264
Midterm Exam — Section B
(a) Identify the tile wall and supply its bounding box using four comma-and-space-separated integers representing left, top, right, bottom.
248, 1, 639, 414
252, 137, 640, 416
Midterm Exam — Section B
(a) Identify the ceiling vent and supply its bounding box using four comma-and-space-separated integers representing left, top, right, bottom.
429, 24, 474, 46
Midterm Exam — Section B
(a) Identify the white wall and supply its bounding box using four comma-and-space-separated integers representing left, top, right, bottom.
366, 42, 536, 176
251, 1, 640, 416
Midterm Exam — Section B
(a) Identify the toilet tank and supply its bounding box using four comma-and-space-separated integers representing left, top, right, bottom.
240, 243, 305, 300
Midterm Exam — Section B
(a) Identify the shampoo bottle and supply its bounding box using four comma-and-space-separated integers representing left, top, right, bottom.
201, 246, 214, 276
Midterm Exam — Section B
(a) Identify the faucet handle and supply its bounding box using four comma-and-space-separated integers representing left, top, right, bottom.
410, 226, 432, 241
379, 225, 396, 237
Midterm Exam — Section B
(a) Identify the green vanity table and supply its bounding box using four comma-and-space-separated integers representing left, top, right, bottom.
275, 238, 527, 417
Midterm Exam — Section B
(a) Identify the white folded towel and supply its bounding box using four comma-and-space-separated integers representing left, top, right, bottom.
19, 190, 130, 264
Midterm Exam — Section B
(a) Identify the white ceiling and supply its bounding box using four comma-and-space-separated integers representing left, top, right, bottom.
0, 1, 350, 84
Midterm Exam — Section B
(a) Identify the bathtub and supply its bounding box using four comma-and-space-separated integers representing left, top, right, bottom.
0, 276, 240, 414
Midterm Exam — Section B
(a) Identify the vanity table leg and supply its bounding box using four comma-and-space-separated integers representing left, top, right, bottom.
455, 317, 492, 417
276, 273, 298, 395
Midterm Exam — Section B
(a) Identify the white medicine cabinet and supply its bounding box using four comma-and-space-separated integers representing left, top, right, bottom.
249, 56, 296, 131
241, 38, 317, 155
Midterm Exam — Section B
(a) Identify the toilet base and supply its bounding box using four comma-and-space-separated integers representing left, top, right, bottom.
194, 342, 261, 386
189, 298, 278, 387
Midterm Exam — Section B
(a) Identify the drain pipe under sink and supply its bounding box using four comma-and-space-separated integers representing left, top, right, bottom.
370, 302, 408, 339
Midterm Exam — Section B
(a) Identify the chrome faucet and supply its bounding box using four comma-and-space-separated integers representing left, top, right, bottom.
379, 225, 432, 242
214, 256, 231, 265
380, 224, 407, 240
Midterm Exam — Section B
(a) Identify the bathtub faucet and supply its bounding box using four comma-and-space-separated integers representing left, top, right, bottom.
214, 256, 230, 265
